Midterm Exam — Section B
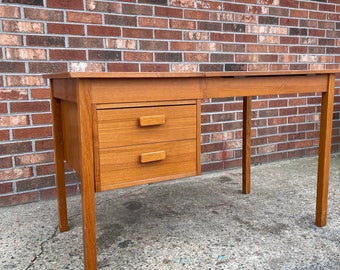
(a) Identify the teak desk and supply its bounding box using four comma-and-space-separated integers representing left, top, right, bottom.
46, 70, 338, 270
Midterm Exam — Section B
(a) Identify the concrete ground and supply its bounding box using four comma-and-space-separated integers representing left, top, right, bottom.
1, 154, 339, 270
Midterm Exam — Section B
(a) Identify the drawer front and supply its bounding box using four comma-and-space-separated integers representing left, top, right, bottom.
97, 140, 197, 191
97, 104, 196, 148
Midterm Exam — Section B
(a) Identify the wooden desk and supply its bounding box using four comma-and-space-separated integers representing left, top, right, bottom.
46, 70, 338, 270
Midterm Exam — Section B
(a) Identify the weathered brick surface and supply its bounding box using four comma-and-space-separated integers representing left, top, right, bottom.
0, 0, 339, 205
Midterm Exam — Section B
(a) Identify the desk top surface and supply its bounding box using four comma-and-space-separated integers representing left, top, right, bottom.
44, 69, 340, 79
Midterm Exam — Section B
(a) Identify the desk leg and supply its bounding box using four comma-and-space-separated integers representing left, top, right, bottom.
51, 96, 68, 232
315, 74, 335, 227
242, 96, 252, 194
78, 80, 97, 269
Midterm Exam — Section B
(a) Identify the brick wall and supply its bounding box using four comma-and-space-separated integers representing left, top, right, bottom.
0, 0, 339, 206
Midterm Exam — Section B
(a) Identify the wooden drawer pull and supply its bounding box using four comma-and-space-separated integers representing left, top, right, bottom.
140, 150, 166, 163
139, 115, 165, 127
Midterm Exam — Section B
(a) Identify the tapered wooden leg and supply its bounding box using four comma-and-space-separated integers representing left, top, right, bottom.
315, 74, 335, 227
78, 80, 97, 270
242, 96, 252, 194
51, 95, 68, 232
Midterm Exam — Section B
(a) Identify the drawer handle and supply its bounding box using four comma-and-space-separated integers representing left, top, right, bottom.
140, 150, 166, 163
139, 115, 165, 127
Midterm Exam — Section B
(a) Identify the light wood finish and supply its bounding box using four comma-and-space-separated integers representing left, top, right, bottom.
77, 80, 97, 270
140, 115, 165, 126
242, 96, 252, 194
51, 86, 68, 233
140, 150, 166, 163
315, 74, 335, 227
60, 101, 81, 173
47, 70, 339, 270
96, 104, 196, 148
99, 140, 197, 191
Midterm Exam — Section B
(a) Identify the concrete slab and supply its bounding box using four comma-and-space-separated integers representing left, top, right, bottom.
1, 154, 339, 270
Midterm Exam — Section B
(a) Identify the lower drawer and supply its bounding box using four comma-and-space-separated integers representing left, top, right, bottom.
96, 139, 197, 191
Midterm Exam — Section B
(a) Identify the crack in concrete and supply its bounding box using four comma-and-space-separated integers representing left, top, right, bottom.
25, 225, 59, 270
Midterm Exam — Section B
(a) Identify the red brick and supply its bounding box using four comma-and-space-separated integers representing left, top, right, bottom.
16, 176, 55, 192
268, 117, 287, 125
210, 33, 233, 42
141, 64, 169, 72
197, 1, 222, 10
122, 3, 153, 15
2, 20, 43, 33
6, 76, 45, 87
87, 25, 120, 37
155, 30, 182, 40
40, 184, 78, 200
201, 124, 222, 133
35, 139, 54, 151
201, 142, 224, 153
15, 152, 54, 166
0, 62, 26, 73
300, 2, 317, 10
210, 54, 233, 63
310, 11, 327, 20
47, 23, 85, 35
70, 37, 103, 48
224, 3, 246, 13
268, 134, 287, 143
289, 98, 307, 106
26, 36, 65, 47
0, 142, 32, 156
32, 113, 52, 125
124, 52, 153, 62
138, 17, 168, 28
47, 0, 83, 10
170, 42, 196, 51
0, 130, 10, 141
0, 6, 20, 18
0, 191, 38, 206
0, 89, 27, 100
155, 6, 183, 18
258, 144, 276, 154
67, 11, 102, 24
89, 1, 120, 13
88, 50, 121, 61
70, 62, 105, 72
140, 41, 168, 51
170, 19, 196, 30
24, 8, 64, 21
288, 115, 305, 124
107, 63, 139, 72
10, 101, 50, 113
184, 53, 209, 62
5, 48, 46, 60
50, 49, 86, 61
290, 9, 308, 18
280, 0, 298, 8
0, 115, 29, 127
202, 161, 224, 172
0, 182, 13, 194
0, 167, 33, 181
29, 62, 67, 74
0, 34, 23, 46
184, 10, 209, 20
36, 163, 55, 175
258, 127, 277, 136
269, 7, 288, 17
12, 126, 52, 140
171, 0, 196, 8
0, 157, 12, 169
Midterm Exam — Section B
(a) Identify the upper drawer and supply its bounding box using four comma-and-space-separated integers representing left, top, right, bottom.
96, 103, 197, 148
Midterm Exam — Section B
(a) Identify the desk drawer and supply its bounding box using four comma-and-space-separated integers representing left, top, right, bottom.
97, 139, 197, 191
96, 104, 196, 148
